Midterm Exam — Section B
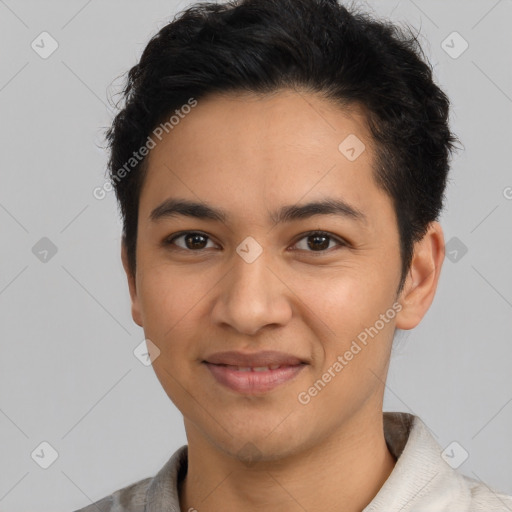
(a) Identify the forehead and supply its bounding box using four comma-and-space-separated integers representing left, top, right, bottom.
138, 89, 389, 227
150, 88, 373, 163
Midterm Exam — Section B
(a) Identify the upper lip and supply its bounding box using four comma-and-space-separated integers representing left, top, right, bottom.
203, 350, 307, 367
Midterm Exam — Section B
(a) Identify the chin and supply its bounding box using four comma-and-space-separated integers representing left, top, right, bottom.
208, 422, 310, 464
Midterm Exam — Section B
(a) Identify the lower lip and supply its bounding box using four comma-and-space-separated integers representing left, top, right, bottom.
204, 363, 306, 394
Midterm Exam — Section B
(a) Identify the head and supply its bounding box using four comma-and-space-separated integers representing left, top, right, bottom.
107, 0, 458, 461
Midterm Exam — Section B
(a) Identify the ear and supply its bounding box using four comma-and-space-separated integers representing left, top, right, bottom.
121, 238, 143, 327
395, 221, 445, 330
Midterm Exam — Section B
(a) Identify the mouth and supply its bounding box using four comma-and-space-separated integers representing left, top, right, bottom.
208, 363, 295, 371
203, 362, 307, 394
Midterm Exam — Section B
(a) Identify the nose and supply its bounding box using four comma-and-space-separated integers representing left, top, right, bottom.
210, 246, 293, 336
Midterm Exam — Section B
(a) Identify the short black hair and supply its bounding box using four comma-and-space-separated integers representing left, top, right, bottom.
105, 0, 459, 294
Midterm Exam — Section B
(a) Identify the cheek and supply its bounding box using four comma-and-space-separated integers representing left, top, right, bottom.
136, 267, 208, 352
139, 269, 204, 406
298, 267, 395, 329
304, 279, 396, 410
301, 271, 397, 375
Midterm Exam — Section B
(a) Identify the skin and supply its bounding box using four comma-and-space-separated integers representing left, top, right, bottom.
121, 88, 445, 512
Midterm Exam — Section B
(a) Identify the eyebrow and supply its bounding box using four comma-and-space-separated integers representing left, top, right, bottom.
149, 197, 367, 225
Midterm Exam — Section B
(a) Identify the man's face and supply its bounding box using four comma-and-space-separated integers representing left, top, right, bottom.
126, 89, 405, 461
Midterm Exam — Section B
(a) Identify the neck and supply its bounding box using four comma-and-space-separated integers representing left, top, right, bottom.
179, 410, 396, 512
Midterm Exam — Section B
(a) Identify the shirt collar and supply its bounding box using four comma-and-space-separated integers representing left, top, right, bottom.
363, 412, 471, 511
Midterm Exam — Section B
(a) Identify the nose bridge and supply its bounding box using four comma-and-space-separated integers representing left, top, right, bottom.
232, 241, 271, 298
212, 241, 292, 334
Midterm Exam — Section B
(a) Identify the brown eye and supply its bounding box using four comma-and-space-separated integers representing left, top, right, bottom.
292, 231, 346, 253
165, 231, 217, 251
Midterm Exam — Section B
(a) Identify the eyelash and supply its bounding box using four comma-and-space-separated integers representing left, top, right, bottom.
163, 230, 348, 256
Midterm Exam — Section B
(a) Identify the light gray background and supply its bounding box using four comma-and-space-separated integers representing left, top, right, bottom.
0, 1, 511, 511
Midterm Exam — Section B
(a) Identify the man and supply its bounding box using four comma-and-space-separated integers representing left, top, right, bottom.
75, 0, 512, 510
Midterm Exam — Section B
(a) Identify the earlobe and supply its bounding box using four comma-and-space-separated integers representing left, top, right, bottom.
121, 239, 143, 328
395, 222, 445, 330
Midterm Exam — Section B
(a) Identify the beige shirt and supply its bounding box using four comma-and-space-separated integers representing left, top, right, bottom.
73, 412, 512, 511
